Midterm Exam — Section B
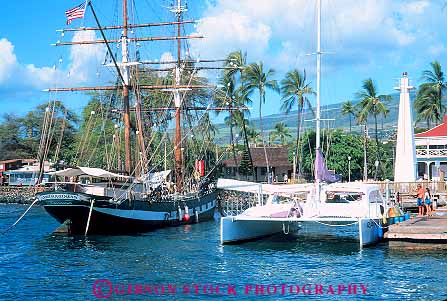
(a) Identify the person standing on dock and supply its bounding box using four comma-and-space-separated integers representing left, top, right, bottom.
416, 184, 425, 216
424, 188, 433, 216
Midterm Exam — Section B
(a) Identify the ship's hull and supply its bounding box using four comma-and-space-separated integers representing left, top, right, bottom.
37, 190, 216, 234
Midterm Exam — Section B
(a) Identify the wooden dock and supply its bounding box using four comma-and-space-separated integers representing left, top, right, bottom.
385, 210, 447, 248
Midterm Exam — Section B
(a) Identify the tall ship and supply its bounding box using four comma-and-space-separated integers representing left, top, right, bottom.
36, 0, 233, 234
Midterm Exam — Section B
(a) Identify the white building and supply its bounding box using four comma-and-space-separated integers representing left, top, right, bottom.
415, 116, 447, 180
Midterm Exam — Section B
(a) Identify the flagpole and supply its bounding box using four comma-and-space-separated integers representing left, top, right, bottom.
82, 0, 90, 27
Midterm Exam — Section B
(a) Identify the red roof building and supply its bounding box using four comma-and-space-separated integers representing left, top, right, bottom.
414, 116, 447, 180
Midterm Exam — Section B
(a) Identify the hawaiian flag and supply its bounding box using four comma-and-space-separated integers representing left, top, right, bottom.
65, 2, 87, 25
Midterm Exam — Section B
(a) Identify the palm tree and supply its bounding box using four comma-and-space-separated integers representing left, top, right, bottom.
214, 74, 240, 171
341, 100, 356, 133
243, 62, 279, 179
415, 61, 447, 126
415, 86, 445, 128
356, 78, 391, 180
270, 122, 291, 145
223, 50, 256, 178
245, 125, 262, 145
280, 69, 314, 176
422, 61, 446, 103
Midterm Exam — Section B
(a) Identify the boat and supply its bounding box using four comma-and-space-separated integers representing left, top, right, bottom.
35, 0, 227, 235
219, 180, 385, 246
218, 0, 386, 247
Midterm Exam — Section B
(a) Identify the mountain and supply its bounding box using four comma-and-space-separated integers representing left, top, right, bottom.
214, 91, 422, 144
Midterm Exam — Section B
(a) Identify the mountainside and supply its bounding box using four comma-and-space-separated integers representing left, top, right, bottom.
214, 92, 422, 144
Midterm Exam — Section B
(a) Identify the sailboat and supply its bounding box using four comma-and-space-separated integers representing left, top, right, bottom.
218, 0, 386, 247
35, 0, 229, 235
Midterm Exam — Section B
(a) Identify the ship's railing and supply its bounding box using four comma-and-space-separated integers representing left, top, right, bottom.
364, 180, 447, 194
218, 190, 267, 216
416, 148, 447, 158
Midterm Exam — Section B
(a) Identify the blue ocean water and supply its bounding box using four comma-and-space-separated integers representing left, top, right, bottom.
0, 204, 446, 300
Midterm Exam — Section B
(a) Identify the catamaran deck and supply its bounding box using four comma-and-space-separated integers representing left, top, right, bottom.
385, 209, 447, 247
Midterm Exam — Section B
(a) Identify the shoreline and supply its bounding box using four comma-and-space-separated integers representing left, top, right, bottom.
0, 187, 37, 204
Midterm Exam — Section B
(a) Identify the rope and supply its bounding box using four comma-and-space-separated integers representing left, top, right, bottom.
1, 198, 39, 235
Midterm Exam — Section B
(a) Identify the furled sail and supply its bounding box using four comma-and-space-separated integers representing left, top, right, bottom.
314, 148, 340, 183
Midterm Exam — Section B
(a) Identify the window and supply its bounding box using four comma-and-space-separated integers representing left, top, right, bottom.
325, 192, 363, 203
369, 190, 383, 203
260, 167, 267, 176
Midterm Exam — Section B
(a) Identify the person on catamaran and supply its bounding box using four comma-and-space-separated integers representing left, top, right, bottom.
416, 184, 425, 217
424, 187, 433, 216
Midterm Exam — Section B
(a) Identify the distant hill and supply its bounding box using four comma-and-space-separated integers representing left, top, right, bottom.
213, 91, 423, 144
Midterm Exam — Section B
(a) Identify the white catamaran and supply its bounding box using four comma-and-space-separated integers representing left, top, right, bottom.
218, 0, 385, 247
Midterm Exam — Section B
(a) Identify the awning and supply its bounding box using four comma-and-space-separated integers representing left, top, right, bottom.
217, 178, 313, 196
50, 167, 130, 179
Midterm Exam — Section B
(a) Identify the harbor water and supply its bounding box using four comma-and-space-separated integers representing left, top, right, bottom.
0, 204, 446, 300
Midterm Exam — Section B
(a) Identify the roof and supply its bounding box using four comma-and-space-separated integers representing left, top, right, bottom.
217, 178, 313, 196
222, 146, 292, 168
415, 116, 447, 138
0, 158, 37, 164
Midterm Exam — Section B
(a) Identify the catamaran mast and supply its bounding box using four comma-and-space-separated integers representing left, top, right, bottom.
316, 0, 321, 152
315, 0, 322, 201
122, 0, 132, 174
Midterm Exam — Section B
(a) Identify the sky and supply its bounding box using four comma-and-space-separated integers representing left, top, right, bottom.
0, 0, 446, 121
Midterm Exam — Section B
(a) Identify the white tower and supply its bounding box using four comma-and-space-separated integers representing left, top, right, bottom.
394, 72, 417, 182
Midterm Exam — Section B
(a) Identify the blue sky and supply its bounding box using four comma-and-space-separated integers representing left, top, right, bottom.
0, 0, 446, 121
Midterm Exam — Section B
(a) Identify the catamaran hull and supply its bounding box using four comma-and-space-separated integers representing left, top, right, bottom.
296, 218, 383, 246
220, 217, 382, 247
37, 191, 216, 235
220, 217, 300, 244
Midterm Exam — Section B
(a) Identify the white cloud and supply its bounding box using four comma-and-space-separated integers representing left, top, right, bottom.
189, 0, 440, 72
67, 31, 105, 83
404, 1, 429, 15
191, 9, 271, 60
0, 31, 105, 93
0, 39, 19, 83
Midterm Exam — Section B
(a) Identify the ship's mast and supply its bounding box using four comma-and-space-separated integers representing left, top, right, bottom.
173, 0, 186, 192
122, 0, 132, 174
50, 1, 241, 185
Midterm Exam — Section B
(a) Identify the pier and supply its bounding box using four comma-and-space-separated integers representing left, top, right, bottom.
385, 209, 447, 248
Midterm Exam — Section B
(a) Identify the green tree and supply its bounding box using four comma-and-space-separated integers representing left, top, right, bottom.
270, 122, 292, 145
280, 69, 314, 176
238, 148, 253, 179
243, 62, 279, 176
224, 50, 254, 177
341, 100, 356, 133
415, 61, 447, 127
299, 129, 393, 181
356, 78, 391, 180
0, 114, 32, 160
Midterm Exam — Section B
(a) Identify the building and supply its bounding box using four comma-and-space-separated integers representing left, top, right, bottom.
415, 116, 447, 180
1, 159, 52, 186
0, 159, 37, 185
221, 146, 292, 182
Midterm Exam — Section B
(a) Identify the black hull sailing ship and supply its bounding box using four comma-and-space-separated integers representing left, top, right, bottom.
35, 0, 233, 235
39, 190, 216, 235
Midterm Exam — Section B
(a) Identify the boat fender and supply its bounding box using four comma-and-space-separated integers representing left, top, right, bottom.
194, 209, 199, 223
178, 206, 182, 221
183, 213, 190, 222
164, 212, 170, 221
184, 205, 189, 215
